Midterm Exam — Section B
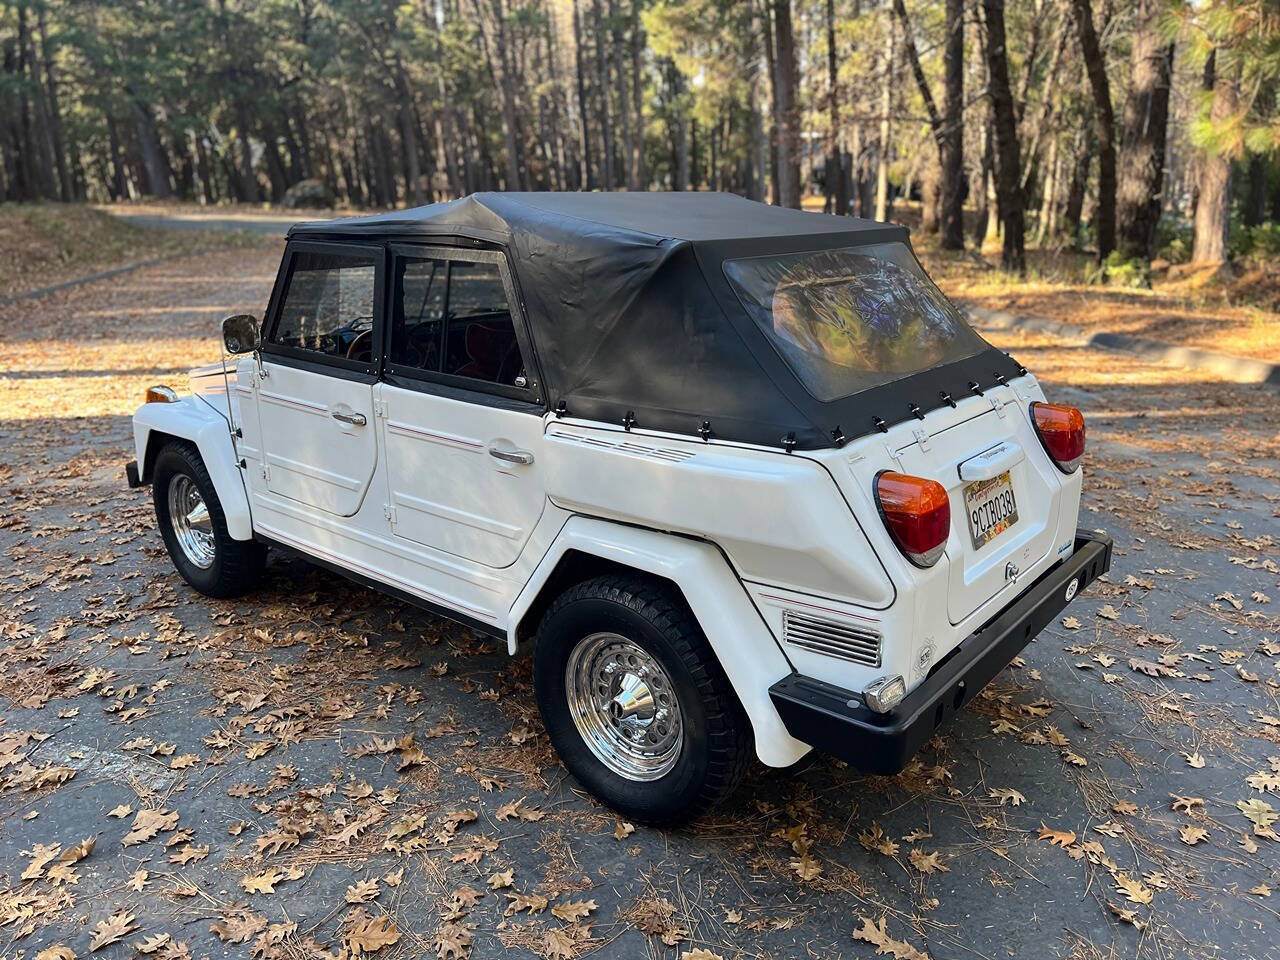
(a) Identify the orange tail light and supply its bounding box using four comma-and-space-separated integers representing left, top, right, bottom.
1030, 402, 1086, 473
874, 471, 951, 567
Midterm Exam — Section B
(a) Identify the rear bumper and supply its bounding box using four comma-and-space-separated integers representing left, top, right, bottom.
769, 530, 1113, 775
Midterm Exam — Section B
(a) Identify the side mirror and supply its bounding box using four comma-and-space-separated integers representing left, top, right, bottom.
221, 314, 260, 355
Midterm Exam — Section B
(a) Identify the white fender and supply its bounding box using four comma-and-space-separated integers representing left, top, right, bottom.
508, 516, 809, 768
132, 396, 253, 541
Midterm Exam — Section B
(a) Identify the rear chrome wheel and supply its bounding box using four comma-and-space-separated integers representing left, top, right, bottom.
565, 632, 684, 781
167, 474, 216, 569
533, 575, 752, 825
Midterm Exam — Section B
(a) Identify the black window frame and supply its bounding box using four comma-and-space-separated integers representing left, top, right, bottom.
261, 240, 385, 379
382, 243, 543, 408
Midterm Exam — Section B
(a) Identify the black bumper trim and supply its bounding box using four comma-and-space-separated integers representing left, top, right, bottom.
769, 530, 1113, 775
125, 460, 144, 488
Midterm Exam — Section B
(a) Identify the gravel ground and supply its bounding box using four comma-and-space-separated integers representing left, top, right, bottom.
1, 246, 1278, 960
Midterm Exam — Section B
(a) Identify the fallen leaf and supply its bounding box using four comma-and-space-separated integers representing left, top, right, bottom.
989, 787, 1025, 806
346, 913, 401, 954
487, 869, 514, 890
851, 915, 929, 959
1037, 824, 1076, 848
346, 879, 381, 904
552, 899, 597, 923
1114, 874, 1153, 906
1180, 825, 1209, 846
435, 922, 472, 959
908, 848, 949, 874
790, 853, 823, 881
90, 911, 138, 952
243, 870, 285, 895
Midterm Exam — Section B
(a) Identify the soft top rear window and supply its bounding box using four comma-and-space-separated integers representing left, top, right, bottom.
723, 241, 987, 402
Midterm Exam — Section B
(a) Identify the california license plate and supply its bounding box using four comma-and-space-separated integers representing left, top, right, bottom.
964, 471, 1019, 549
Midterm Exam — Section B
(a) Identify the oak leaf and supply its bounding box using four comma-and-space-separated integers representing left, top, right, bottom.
989, 787, 1025, 806
346, 879, 380, 903
789, 853, 822, 881
346, 914, 401, 955
1114, 874, 1153, 905
122, 808, 178, 847
1179, 825, 1209, 846
89, 911, 138, 952
242, 870, 285, 894
1037, 824, 1076, 848
851, 915, 930, 959
433, 922, 470, 959
908, 849, 949, 874
552, 899, 597, 923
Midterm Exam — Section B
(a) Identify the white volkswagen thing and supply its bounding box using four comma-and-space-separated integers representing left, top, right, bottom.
127, 193, 1111, 824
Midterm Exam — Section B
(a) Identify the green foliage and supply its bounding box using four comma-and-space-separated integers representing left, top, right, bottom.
1156, 217, 1195, 264
1095, 250, 1152, 288
1230, 220, 1280, 258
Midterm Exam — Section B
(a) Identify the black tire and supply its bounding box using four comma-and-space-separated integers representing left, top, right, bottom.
533, 574, 752, 826
152, 440, 265, 598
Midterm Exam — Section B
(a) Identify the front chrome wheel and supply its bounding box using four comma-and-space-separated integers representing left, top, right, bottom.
564, 632, 684, 781
167, 474, 216, 569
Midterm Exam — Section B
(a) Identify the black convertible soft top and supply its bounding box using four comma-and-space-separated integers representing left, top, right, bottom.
290, 193, 1021, 450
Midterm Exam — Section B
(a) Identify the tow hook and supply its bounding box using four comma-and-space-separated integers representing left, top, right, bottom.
1005, 562, 1020, 583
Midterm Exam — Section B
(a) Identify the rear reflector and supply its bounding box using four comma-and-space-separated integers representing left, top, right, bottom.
1031, 402, 1086, 473
874, 471, 951, 568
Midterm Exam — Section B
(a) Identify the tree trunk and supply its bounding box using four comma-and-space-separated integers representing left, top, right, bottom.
1064, 127, 1090, 247
1191, 51, 1237, 265
572, 0, 594, 188
1115, 0, 1173, 260
825, 0, 847, 215
1069, 0, 1115, 260
772, 0, 801, 208
940, 0, 965, 249
630, 0, 646, 189
130, 96, 172, 199
874, 19, 894, 222
759, 0, 781, 204
891, 0, 946, 233
590, 0, 615, 188
981, 0, 1025, 273
396, 66, 424, 205
36, 7, 71, 200
471, 0, 522, 189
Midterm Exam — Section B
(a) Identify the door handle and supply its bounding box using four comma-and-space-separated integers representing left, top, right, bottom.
488, 446, 534, 465
332, 410, 367, 427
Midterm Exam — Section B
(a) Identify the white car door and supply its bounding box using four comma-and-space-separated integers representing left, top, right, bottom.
376, 245, 546, 568
255, 242, 382, 518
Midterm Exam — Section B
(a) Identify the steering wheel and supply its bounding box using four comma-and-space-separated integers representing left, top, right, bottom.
346, 330, 373, 363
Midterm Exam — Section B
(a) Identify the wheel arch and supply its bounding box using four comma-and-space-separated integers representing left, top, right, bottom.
133, 397, 253, 541
508, 516, 810, 767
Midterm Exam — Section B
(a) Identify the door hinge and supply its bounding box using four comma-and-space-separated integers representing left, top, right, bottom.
374, 399, 389, 419
261, 465, 271, 482
383, 504, 397, 524
988, 393, 1008, 418
911, 427, 931, 451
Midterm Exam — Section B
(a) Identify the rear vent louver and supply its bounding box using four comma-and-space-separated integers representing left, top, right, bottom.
549, 432, 695, 463
782, 610, 882, 668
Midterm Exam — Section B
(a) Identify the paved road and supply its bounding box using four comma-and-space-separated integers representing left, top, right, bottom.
1, 246, 1278, 960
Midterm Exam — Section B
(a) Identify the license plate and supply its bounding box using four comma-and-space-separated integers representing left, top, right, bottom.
964, 471, 1019, 549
